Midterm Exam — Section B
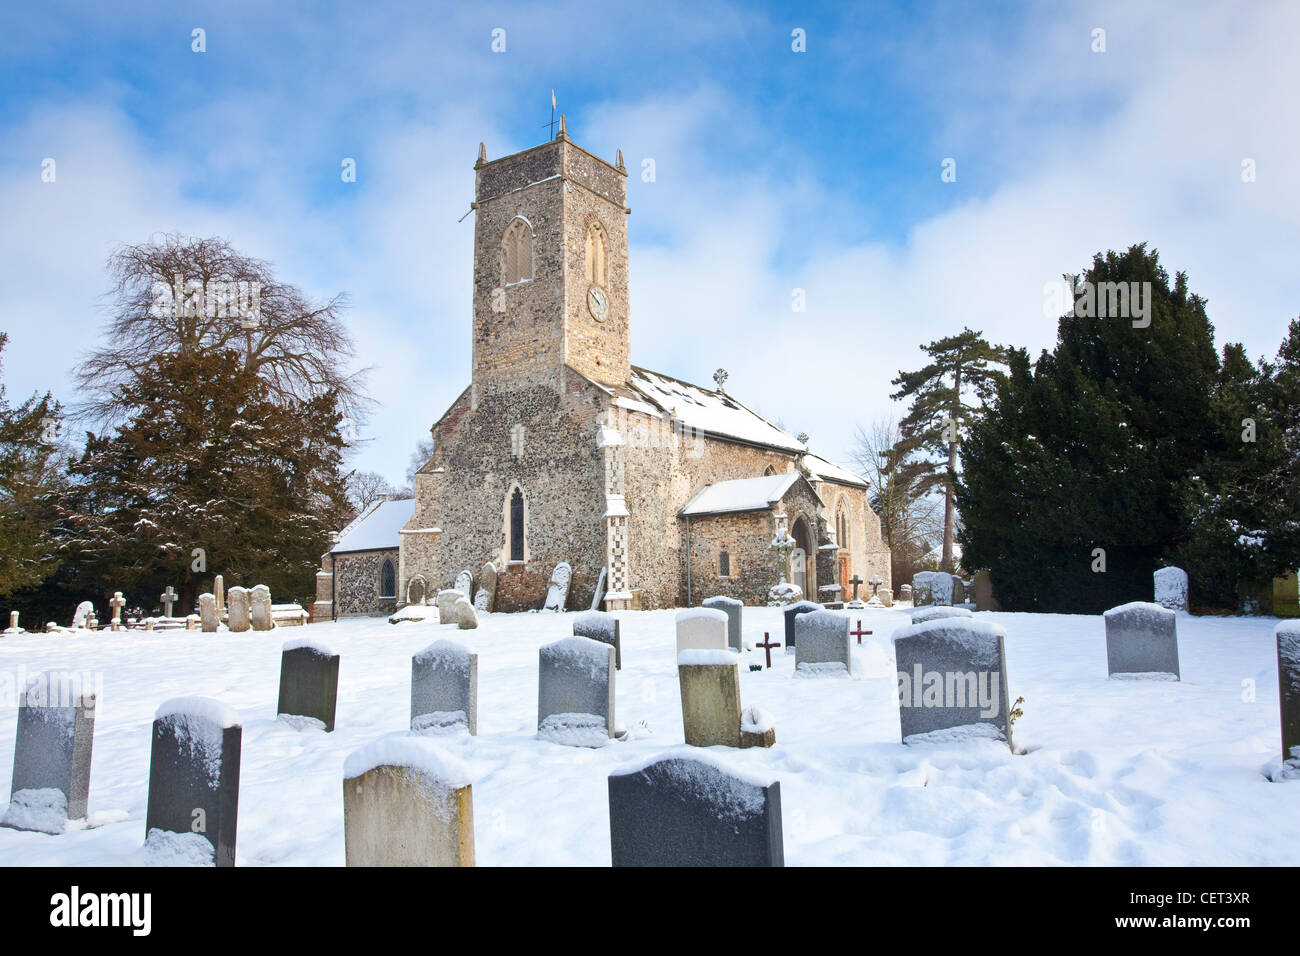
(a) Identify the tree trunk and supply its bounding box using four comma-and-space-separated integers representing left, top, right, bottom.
942, 364, 964, 574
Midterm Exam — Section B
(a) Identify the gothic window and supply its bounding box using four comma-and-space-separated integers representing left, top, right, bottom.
763, 465, 775, 476
379, 559, 396, 599
585, 221, 607, 287
509, 487, 525, 562
502, 218, 534, 285
718, 549, 731, 578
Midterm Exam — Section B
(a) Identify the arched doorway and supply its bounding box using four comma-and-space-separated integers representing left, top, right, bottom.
791, 516, 812, 599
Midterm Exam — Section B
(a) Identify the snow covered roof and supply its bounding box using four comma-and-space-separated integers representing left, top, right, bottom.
679, 473, 803, 517
331, 498, 414, 554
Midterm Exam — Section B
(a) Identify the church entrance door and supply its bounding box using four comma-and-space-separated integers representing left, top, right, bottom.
791, 517, 812, 599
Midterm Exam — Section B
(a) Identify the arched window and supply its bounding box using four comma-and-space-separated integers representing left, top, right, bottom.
379, 559, 396, 599
763, 465, 776, 476
718, 549, 731, 578
509, 487, 525, 562
502, 218, 534, 285
585, 221, 607, 286
836, 501, 850, 551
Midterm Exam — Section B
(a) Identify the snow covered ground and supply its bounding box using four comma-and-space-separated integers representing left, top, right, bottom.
0, 605, 1294, 866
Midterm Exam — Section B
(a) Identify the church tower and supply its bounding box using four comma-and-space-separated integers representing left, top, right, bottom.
470, 120, 630, 399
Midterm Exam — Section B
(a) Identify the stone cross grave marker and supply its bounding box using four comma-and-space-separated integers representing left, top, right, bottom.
2, 672, 96, 833
537, 635, 615, 747
109, 592, 125, 631
848, 575, 864, 602
675, 607, 729, 655
277, 638, 341, 732
1103, 602, 1180, 679
574, 610, 621, 669
782, 600, 820, 651
344, 736, 475, 867
411, 639, 478, 735
794, 609, 851, 676
145, 697, 242, 867
869, 574, 883, 596
159, 586, 177, 618
894, 617, 1012, 746
755, 632, 781, 668
608, 752, 783, 866
701, 596, 743, 652
227, 586, 251, 632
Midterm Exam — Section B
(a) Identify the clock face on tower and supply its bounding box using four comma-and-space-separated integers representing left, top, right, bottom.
587, 285, 609, 322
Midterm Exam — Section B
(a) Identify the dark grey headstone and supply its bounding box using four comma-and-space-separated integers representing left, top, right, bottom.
4, 672, 96, 831
277, 639, 340, 731
782, 601, 820, 649
911, 606, 973, 625
608, 752, 783, 866
538, 636, 615, 746
702, 596, 743, 651
794, 609, 851, 674
1277, 621, 1300, 767
894, 618, 1011, 744
1103, 602, 1179, 679
573, 611, 621, 669
145, 698, 242, 867
411, 639, 477, 735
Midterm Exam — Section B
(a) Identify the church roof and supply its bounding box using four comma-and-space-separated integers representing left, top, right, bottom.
679, 473, 806, 517
331, 497, 414, 554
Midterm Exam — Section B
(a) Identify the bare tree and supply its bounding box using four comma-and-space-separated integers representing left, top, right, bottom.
74, 234, 371, 427
345, 471, 393, 515
405, 436, 435, 487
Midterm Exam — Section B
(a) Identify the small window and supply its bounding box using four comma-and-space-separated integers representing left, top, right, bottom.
718, 549, 731, 578
509, 488, 525, 562
510, 423, 525, 459
585, 221, 607, 287
763, 465, 775, 476
379, 559, 396, 599
503, 218, 534, 285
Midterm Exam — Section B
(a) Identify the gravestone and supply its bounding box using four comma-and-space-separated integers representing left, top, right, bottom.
911, 572, 934, 607
454, 596, 478, 630
145, 697, 242, 867
702, 596, 743, 652
574, 610, 621, 669
537, 636, 615, 747
894, 617, 1012, 745
608, 752, 783, 867
406, 576, 427, 606
71, 601, 94, 629
794, 609, 851, 676
590, 565, 607, 611
1277, 621, 1300, 771
543, 562, 572, 612
227, 587, 251, 632
678, 650, 741, 748
411, 639, 477, 735
3, 672, 96, 833
1154, 566, 1189, 613
454, 569, 473, 599
951, 577, 967, 606
972, 570, 1000, 612
199, 593, 219, 632
877, 587, 893, 608
435, 589, 462, 622
109, 592, 125, 630
899, 583, 913, 603
343, 736, 474, 867
740, 705, 776, 749
911, 605, 973, 625
277, 638, 341, 731
3, 610, 19, 634
782, 600, 820, 650
1103, 602, 1180, 679
675, 608, 729, 655
214, 574, 225, 616
250, 585, 274, 631
473, 562, 497, 612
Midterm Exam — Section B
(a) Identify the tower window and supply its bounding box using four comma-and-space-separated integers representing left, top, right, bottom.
503, 218, 534, 285
718, 549, 731, 578
585, 221, 607, 287
509, 487, 525, 562
379, 559, 396, 599
510, 423, 525, 458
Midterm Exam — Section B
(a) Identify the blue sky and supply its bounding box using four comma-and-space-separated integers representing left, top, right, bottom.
1, 0, 1298, 486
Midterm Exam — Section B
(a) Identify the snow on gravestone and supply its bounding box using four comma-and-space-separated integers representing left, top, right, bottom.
702, 595, 743, 652
71, 601, 94, 629
199, 593, 219, 632
343, 735, 475, 867
277, 637, 341, 732
435, 589, 462, 622
250, 584, 274, 631
226, 586, 251, 632
1103, 602, 1180, 680
607, 750, 783, 867
454, 596, 478, 630
678, 649, 742, 748
782, 600, 820, 650
1154, 566, 1189, 613
893, 617, 1012, 746
574, 610, 621, 670
543, 562, 572, 612
794, 609, 851, 677
1276, 621, 1300, 771
2, 672, 96, 833
911, 605, 973, 626
411, 639, 477, 735
675, 607, 729, 656
473, 562, 497, 613
537, 635, 616, 747
144, 697, 242, 868
454, 569, 473, 599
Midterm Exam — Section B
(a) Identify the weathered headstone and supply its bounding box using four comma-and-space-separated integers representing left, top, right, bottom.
71, 601, 94, 629
590, 565, 608, 611
1154, 566, 1189, 613
675, 607, 729, 655
877, 587, 893, 608
406, 576, 427, 606
537, 636, 615, 746
435, 589, 462, 622
411, 639, 477, 735
343, 736, 474, 867
199, 593, 219, 632
574, 610, 621, 669
794, 609, 851, 676
277, 637, 340, 731
972, 570, 1000, 612
454, 569, 473, 599
214, 574, 225, 616
145, 697, 242, 867
782, 600, 820, 650
1103, 602, 1179, 679
227, 586, 251, 632
3, 610, 19, 634
702, 596, 743, 652
473, 562, 497, 612
894, 617, 1012, 745
250, 584, 274, 631
951, 577, 967, 606
542, 562, 572, 612
454, 596, 478, 630
678, 650, 741, 748
911, 605, 973, 625
1276, 621, 1300, 772
740, 705, 776, 749
3, 672, 96, 833
608, 751, 783, 866
899, 583, 913, 603
911, 572, 934, 607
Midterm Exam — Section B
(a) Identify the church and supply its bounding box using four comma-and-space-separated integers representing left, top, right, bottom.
316, 122, 890, 617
